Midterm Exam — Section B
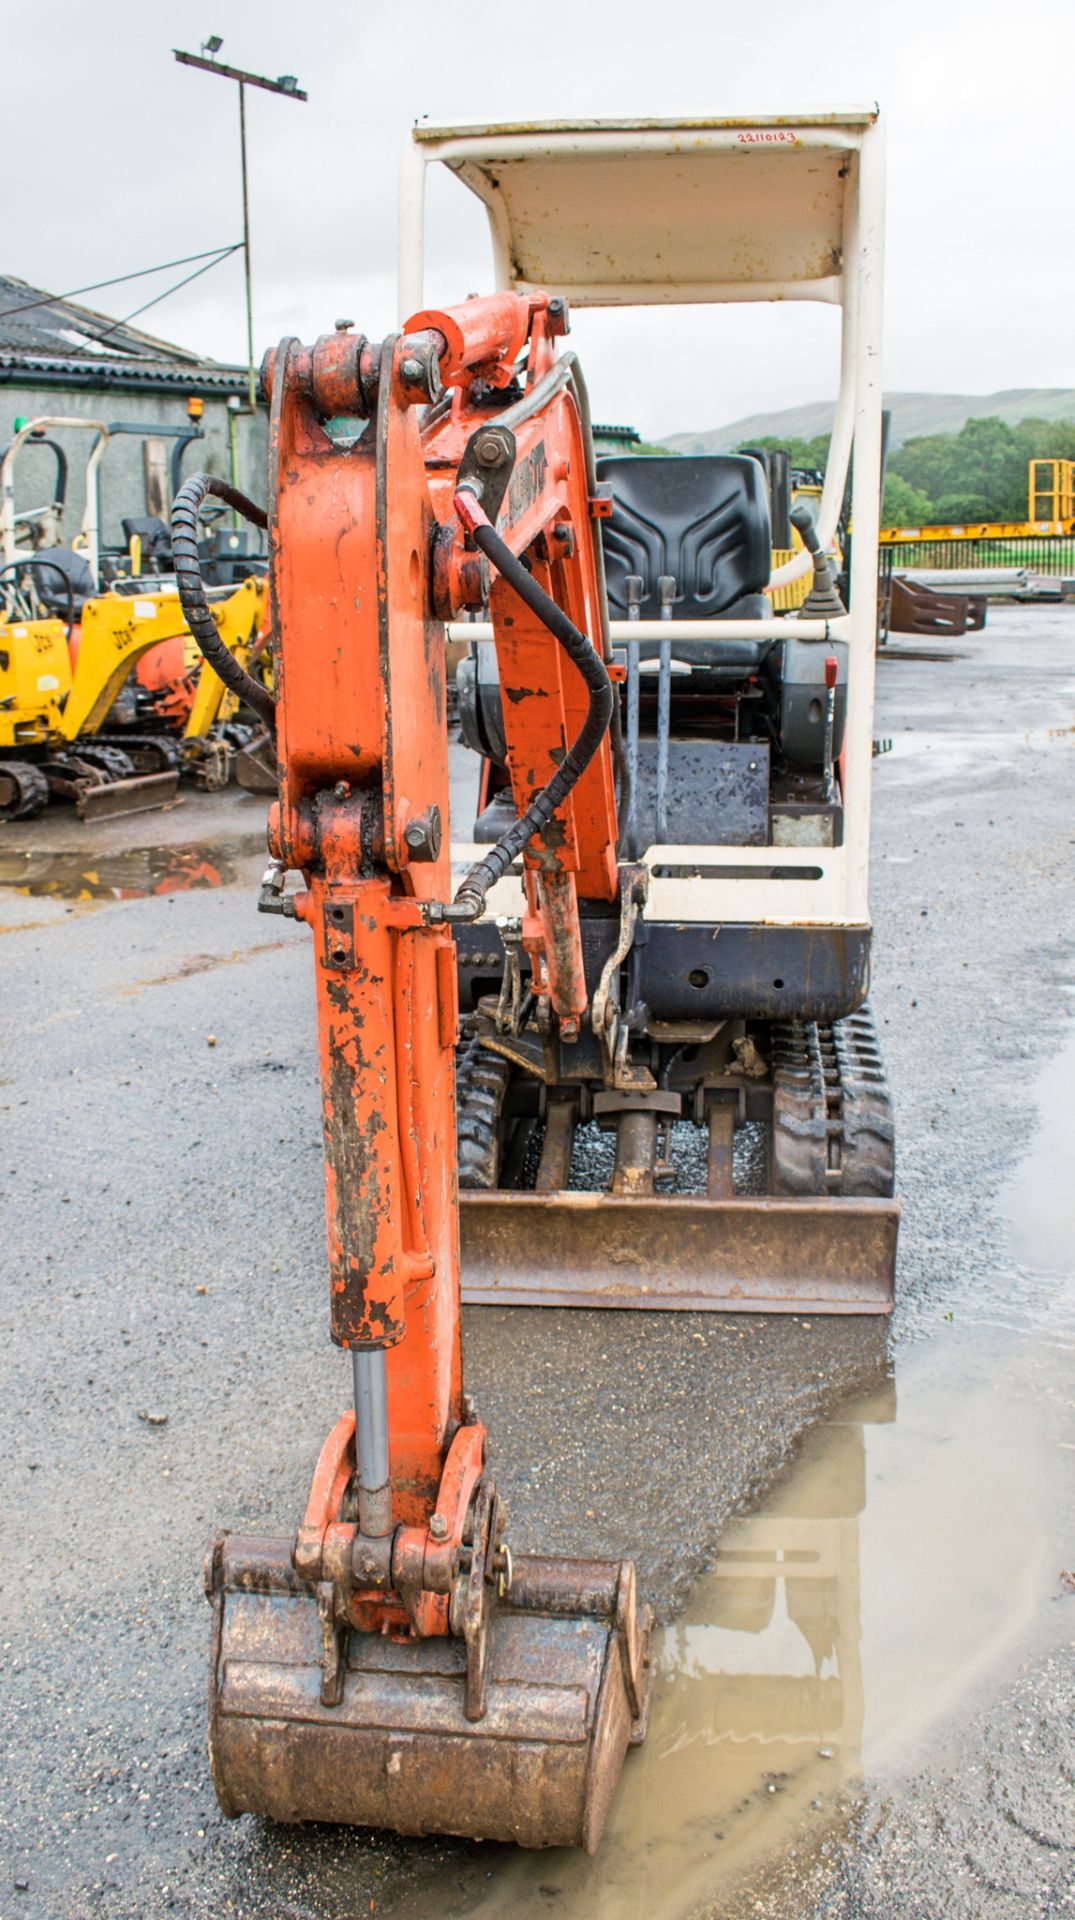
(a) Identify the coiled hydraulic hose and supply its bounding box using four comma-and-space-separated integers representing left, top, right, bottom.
170, 474, 276, 732
448, 488, 615, 920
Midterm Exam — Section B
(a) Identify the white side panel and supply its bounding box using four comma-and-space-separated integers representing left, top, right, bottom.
448, 844, 858, 929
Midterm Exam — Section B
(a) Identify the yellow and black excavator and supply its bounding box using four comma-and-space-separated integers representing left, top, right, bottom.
0, 572, 264, 820
0, 414, 267, 818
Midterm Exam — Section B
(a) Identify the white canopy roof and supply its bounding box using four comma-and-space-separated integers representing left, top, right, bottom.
407, 113, 879, 307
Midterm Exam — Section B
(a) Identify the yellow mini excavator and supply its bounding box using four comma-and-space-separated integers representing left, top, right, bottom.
0, 574, 263, 821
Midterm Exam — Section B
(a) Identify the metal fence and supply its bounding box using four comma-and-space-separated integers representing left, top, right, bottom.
880, 535, 1075, 577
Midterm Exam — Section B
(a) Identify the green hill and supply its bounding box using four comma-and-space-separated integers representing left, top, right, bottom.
662, 390, 1075, 455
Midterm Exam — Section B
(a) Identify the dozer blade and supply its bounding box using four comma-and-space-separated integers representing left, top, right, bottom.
460, 1193, 899, 1314
207, 1534, 651, 1851
75, 770, 180, 821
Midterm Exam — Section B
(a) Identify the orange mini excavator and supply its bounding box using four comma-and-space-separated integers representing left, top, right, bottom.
170, 107, 898, 1858
172, 294, 654, 1850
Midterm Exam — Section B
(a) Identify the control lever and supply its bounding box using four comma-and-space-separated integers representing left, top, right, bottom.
822, 654, 839, 801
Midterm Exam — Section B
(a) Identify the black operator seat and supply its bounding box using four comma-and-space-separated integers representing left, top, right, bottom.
121, 516, 174, 571
597, 454, 773, 670
24, 545, 97, 617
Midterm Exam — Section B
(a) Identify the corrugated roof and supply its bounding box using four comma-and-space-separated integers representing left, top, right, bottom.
0, 273, 249, 391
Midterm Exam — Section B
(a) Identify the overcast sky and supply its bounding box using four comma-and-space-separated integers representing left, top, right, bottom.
4, 0, 1073, 439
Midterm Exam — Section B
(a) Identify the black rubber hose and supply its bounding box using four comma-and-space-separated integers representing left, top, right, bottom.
453, 505, 614, 916
171, 474, 276, 731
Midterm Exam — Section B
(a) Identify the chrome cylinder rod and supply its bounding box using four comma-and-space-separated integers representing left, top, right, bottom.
352, 1348, 392, 1536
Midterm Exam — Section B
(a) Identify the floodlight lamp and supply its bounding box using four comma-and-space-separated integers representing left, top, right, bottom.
203, 34, 224, 55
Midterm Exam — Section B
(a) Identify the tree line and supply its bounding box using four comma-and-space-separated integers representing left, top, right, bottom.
747, 418, 1075, 527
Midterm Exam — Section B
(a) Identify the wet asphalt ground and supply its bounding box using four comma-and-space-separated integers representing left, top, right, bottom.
0, 604, 1072, 1918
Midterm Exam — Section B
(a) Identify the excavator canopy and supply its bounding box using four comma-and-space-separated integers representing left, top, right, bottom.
402, 110, 878, 308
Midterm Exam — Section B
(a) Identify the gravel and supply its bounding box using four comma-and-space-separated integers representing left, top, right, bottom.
0, 604, 1072, 1918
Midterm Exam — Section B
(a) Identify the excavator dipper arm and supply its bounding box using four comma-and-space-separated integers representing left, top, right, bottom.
175, 294, 651, 1850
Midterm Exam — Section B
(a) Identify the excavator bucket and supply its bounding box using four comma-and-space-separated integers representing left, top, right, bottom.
206, 1534, 651, 1851
231, 724, 277, 793
461, 1194, 899, 1314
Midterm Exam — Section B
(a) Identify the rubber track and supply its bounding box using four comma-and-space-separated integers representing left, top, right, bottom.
93, 733, 183, 774
771, 1005, 895, 1198
69, 743, 137, 781
0, 759, 49, 821
454, 1033, 512, 1191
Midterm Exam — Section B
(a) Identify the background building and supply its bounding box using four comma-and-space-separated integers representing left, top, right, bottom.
0, 273, 267, 551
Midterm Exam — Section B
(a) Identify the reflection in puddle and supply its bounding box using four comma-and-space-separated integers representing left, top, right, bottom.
386, 1028, 1073, 1920
1005, 1019, 1075, 1276
0, 835, 265, 902
424, 1361, 1057, 1920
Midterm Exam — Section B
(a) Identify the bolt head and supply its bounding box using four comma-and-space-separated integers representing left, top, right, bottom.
401, 358, 423, 383
474, 434, 505, 469
402, 804, 442, 862
335, 318, 355, 332
429, 1513, 448, 1540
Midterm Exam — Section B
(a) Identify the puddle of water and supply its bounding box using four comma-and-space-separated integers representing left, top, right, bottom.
411, 1356, 1058, 1920
384, 1031, 1073, 1920
0, 835, 264, 903
1005, 1018, 1075, 1276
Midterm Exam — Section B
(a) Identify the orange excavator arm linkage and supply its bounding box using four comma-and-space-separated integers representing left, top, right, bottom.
262, 293, 620, 1484
173, 293, 650, 1852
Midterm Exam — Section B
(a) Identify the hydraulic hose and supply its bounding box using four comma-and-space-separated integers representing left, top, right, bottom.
490, 351, 630, 847
449, 488, 615, 919
170, 474, 276, 731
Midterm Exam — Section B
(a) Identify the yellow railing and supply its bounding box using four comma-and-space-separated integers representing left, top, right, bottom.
1029, 458, 1075, 525
880, 460, 1075, 544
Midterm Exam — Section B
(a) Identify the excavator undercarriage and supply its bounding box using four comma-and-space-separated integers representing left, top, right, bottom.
454, 1002, 896, 1313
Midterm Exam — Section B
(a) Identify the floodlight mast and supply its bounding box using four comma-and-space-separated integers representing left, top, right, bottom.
173, 44, 307, 409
